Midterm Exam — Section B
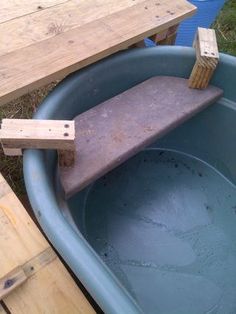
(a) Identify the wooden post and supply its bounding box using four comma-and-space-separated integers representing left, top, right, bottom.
149, 24, 179, 45
189, 27, 219, 89
0, 119, 75, 167
132, 24, 179, 48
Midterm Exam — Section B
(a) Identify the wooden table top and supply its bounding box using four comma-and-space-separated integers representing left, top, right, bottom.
0, 0, 196, 106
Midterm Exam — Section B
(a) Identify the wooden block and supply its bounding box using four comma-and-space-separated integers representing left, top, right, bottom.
2, 147, 22, 156
189, 27, 219, 89
150, 24, 179, 44
157, 32, 177, 45
59, 76, 223, 198
0, 120, 75, 166
58, 150, 75, 168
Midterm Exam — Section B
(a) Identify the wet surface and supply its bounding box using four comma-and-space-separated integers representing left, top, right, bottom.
77, 149, 236, 314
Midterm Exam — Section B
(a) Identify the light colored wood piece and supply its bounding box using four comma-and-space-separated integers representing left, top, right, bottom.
0, 0, 196, 105
1, 120, 23, 156
0, 267, 27, 299
0, 173, 95, 313
58, 149, 75, 167
150, 24, 179, 44
189, 27, 219, 89
2, 148, 22, 156
0, 0, 146, 56
0, 247, 57, 299
0, 0, 68, 24
158, 32, 177, 45
0, 119, 75, 151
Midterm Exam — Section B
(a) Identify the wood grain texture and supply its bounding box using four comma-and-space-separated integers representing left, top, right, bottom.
0, 0, 69, 24
59, 76, 223, 198
0, 248, 57, 299
0, 173, 94, 313
0, 303, 7, 313
0, 0, 196, 105
0, 119, 75, 151
0, 267, 27, 299
0, 0, 145, 56
189, 27, 219, 89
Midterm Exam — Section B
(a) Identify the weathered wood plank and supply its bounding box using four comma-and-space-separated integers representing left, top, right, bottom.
0, 267, 27, 299
0, 0, 69, 24
0, 0, 145, 56
0, 173, 95, 313
0, 0, 196, 105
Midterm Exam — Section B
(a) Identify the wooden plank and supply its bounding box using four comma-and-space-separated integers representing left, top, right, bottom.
0, 267, 27, 299
59, 76, 223, 198
0, 173, 95, 313
0, 0, 69, 24
0, 248, 56, 299
1, 119, 73, 128
189, 28, 219, 89
0, 0, 146, 56
0, 0, 196, 105
0, 119, 75, 151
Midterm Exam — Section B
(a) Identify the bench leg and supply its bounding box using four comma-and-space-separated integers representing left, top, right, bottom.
129, 40, 146, 48
131, 24, 179, 48
149, 24, 179, 45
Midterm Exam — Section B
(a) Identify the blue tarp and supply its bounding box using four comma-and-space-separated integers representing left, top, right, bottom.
145, 0, 226, 47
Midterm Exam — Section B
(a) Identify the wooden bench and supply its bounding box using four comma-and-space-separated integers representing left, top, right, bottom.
0, 0, 196, 106
59, 76, 223, 198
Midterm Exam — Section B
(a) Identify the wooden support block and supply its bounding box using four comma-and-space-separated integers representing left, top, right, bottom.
0, 119, 75, 167
131, 40, 146, 48
0, 121, 22, 156
189, 27, 219, 89
149, 24, 179, 45
0, 0, 196, 106
58, 149, 75, 168
0, 267, 27, 299
157, 32, 177, 45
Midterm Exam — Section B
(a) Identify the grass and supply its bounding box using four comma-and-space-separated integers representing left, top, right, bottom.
0, 0, 236, 197
212, 0, 236, 56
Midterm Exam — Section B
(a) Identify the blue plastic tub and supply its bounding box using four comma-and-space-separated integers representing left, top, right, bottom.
24, 47, 236, 314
